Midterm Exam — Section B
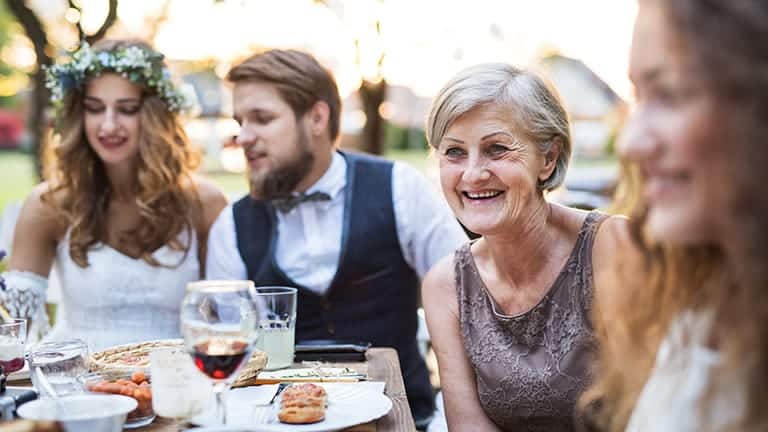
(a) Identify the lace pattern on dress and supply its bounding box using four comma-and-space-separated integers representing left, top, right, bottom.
0, 270, 52, 343
46, 227, 199, 351
455, 212, 606, 431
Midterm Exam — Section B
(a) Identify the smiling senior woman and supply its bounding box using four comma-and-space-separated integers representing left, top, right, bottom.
422, 63, 624, 431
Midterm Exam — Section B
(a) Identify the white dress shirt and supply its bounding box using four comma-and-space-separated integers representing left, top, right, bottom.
206, 152, 467, 294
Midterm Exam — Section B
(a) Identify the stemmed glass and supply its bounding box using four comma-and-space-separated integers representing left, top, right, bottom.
181, 280, 259, 425
0, 318, 26, 375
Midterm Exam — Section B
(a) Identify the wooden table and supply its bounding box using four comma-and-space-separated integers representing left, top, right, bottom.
144, 347, 415, 432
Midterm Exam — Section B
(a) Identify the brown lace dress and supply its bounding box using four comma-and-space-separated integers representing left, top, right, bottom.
456, 211, 607, 432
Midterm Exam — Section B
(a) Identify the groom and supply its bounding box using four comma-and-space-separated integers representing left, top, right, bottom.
205, 49, 466, 427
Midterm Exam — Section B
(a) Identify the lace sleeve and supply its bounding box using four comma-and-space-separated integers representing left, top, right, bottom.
0, 270, 51, 342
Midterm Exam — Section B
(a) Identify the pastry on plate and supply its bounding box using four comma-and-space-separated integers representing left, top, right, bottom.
278, 383, 327, 424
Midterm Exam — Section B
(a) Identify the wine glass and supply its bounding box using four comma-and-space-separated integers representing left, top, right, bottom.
181, 280, 259, 425
0, 318, 26, 375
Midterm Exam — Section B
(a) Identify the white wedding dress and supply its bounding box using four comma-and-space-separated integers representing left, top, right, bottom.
44, 228, 199, 352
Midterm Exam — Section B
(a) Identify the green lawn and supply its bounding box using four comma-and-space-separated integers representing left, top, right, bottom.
0, 151, 37, 214
0, 151, 252, 212
206, 171, 248, 196
385, 148, 435, 171
0, 149, 617, 214
0, 149, 439, 213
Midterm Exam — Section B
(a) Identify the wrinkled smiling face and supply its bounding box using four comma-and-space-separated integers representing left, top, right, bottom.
437, 105, 552, 236
233, 81, 314, 200
619, 0, 734, 245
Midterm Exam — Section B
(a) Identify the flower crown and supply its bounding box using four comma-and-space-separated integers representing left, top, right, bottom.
44, 42, 188, 113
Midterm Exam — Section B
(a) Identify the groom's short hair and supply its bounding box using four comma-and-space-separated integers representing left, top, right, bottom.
227, 49, 342, 142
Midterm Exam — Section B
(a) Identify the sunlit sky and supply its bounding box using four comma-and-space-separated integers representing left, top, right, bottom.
20, 0, 637, 99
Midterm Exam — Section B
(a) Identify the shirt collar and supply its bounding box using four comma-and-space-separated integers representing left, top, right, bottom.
305, 151, 346, 200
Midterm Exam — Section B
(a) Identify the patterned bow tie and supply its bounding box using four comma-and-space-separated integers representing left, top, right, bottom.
272, 191, 332, 213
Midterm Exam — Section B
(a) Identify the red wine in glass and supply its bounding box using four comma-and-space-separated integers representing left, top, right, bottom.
0, 357, 24, 374
0, 336, 25, 374
182, 280, 259, 425
192, 338, 251, 380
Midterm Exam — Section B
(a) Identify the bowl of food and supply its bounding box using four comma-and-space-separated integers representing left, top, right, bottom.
78, 370, 154, 428
17, 394, 137, 432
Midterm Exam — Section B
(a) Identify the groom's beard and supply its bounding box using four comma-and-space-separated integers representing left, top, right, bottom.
249, 128, 314, 201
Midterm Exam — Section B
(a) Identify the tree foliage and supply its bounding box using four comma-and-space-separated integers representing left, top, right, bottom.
0, 2, 18, 78
4, 0, 118, 178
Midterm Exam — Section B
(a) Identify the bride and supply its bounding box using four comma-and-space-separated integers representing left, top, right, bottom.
0, 39, 226, 350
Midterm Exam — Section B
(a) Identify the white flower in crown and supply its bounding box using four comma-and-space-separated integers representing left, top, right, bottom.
120, 46, 147, 68
44, 42, 188, 116
75, 48, 95, 72
95, 52, 111, 69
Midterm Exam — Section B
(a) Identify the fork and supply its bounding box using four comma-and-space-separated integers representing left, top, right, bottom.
251, 383, 290, 425
253, 382, 291, 407
252, 406, 275, 425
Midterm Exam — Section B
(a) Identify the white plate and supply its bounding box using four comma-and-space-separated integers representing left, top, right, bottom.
191, 382, 392, 432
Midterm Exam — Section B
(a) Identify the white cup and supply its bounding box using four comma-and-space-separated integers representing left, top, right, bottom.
150, 346, 212, 420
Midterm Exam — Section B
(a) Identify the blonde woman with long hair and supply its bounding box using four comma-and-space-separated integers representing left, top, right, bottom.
0, 39, 226, 349
582, 1, 768, 431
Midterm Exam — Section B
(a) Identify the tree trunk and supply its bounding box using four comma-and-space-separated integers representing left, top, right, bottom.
6, 0, 119, 180
6, 0, 51, 180
358, 79, 387, 155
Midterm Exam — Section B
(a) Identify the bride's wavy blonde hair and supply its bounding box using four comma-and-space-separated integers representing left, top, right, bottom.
42, 39, 200, 268
581, 1, 768, 431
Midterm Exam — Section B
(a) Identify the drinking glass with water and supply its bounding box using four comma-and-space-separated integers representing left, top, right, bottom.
29, 339, 89, 397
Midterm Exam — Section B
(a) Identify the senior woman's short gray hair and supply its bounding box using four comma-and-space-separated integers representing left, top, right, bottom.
426, 63, 571, 192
